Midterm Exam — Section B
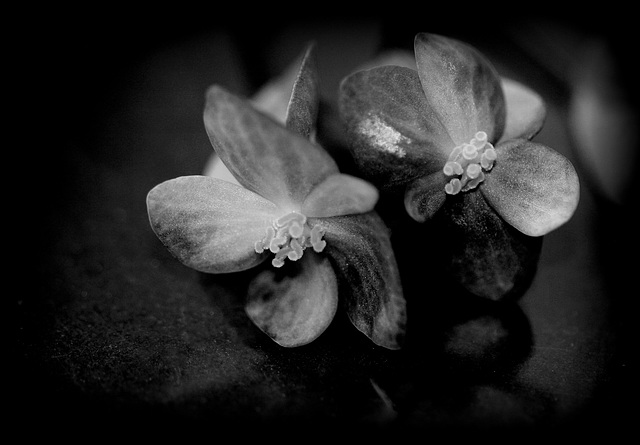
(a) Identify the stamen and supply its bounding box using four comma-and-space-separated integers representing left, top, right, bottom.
443, 131, 497, 195
310, 225, 327, 252
255, 211, 326, 267
288, 220, 304, 238
462, 143, 477, 160
444, 178, 462, 195
471, 131, 487, 149
480, 147, 497, 170
255, 227, 276, 253
269, 236, 286, 253
443, 161, 464, 176
276, 212, 307, 227
462, 171, 485, 192
448, 145, 463, 161
466, 163, 481, 179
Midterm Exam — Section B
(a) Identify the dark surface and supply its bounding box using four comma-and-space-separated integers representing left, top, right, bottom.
18, 14, 635, 439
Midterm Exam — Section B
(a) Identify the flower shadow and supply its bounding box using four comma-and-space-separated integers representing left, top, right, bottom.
379, 212, 536, 383
403, 288, 534, 382
197, 245, 536, 429
197, 267, 264, 343
377, 189, 543, 303
362, 284, 537, 430
197, 262, 395, 355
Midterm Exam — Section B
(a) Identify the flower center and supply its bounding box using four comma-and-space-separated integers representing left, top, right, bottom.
254, 211, 327, 268
442, 131, 497, 195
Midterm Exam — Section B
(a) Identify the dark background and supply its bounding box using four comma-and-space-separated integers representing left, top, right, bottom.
17, 8, 636, 439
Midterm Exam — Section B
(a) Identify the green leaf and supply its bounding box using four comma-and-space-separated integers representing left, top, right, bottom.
501, 78, 546, 142
203, 85, 339, 211
339, 65, 451, 189
245, 253, 338, 347
285, 42, 319, 139
146, 176, 278, 273
482, 139, 580, 237
438, 191, 543, 300
301, 173, 379, 218
317, 212, 406, 349
414, 33, 506, 146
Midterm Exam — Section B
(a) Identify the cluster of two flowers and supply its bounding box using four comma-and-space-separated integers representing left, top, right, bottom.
146, 33, 580, 349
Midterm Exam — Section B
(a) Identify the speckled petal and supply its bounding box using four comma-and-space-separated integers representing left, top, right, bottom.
438, 191, 543, 300
483, 139, 580, 237
501, 78, 546, 142
339, 65, 453, 189
302, 173, 379, 218
146, 176, 279, 273
414, 33, 506, 147
315, 213, 406, 349
404, 171, 448, 222
245, 253, 338, 347
203, 85, 339, 211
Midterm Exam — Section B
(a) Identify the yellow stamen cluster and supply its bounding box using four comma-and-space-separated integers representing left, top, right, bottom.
254, 211, 326, 268
443, 131, 497, 195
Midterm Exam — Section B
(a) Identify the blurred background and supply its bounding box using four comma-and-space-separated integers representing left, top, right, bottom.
18, 7, 636, 439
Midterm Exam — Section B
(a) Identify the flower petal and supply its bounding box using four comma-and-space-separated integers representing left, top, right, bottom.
315, 213, 406, 349
203, 47, 313, 181
414, 33, 506, 146
285, 42, 319, 139
404, 171, 448, 222
146, 176, 279, 273
339, 65, 452, 189
245, 253, 338, 347
500, 78, 546, 142
301, 173, 379, 218
483, 139, 580, 237
437, 191, 543, 300
203, 85, 339, 211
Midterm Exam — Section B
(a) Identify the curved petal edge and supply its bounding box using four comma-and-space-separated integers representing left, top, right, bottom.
245, 253, 338, 347
203, 85, 338, 210
501, 78, 547, 142
146, 176, 278, 273
317, 212, 406, 349
339, 65, 451, 189
483, 139, 580, 237
302, 173, 379, 218
404, 171, 448, 222
414, 32, 506, 146
285, 42, 320, 139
